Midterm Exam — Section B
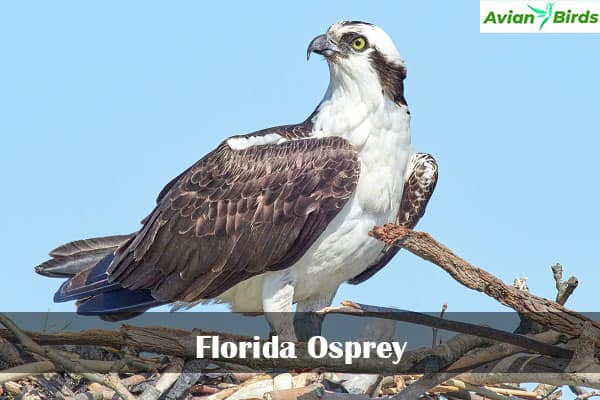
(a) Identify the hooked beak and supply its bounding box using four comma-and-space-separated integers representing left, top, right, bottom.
306, 34, 342, 60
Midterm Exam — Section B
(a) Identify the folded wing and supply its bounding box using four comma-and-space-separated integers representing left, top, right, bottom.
103, 136, 360, 304
348, 153, 437, 284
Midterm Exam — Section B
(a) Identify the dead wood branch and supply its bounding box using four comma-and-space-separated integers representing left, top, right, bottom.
431, 303, 447, 348
567, 321, 600, 373
369, 225, 600, 340
393, 332, 567, 400
444, 379, 519, 400
458, 372, 600, 390
1, 323, 485, 374
448, 330, 565, 375
0, 313, 135, 400
0, 336, 25, 368
265, 383, 323, 400
393, 373, 458, 400
532, 263, 579, 396
138, 357, 183, 400
456, 325, 600, 387
552, 263, 578, 305
0, 354, 162, 384
319, 302, 571, 359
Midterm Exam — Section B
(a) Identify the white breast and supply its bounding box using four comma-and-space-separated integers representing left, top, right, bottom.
290, 97, 412, 301
216, 94, 412, 312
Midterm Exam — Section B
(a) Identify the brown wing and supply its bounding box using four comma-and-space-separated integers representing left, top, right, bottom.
107, 135, 360, 303
348, 153, 438, 285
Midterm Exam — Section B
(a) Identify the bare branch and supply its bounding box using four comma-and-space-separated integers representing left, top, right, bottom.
530, 263, 580, 396
458, 373, 600, 390
552, 263, 579, 305
139, 358, 184, 400
0, 336, 25, 368
319, 302, 571, 359
448, 330, 564, 371
0, 313, 135, 400
392, 373, 457, 400
445, 379, 520, 400
567, 321, 600, 373
432, 303, 447, 348
369, 225, 600, 340
0, 319, 490, 374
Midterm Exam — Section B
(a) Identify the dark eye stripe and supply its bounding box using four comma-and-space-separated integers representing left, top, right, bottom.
341, 32, 359, 43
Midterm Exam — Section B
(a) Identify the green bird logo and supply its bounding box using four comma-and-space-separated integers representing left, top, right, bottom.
528, 2, 556, 31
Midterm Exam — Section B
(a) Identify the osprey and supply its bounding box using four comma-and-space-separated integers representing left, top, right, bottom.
36, 21, 438, 340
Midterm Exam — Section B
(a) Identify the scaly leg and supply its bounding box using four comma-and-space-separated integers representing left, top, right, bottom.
293, 287, 338, 341
262, 270, 297, 341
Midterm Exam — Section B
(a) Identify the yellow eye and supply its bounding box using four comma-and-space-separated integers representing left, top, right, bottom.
352, 36, 366, 51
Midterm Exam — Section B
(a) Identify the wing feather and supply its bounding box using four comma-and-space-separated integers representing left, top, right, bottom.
108, 136, 360, 303
348, 153, 438, 285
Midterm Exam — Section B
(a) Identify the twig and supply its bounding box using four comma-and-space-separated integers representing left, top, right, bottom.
369, 225, 600, 339
392, 373, 457, 400
0, 354, 161, 384
437, 385, 539, 399
0, 361, 55, 383
552, 263, 578, 305
432, 303, 447, 348
0, 313, 135, 400
445, 379, 519, 400
458, 373, 600, 389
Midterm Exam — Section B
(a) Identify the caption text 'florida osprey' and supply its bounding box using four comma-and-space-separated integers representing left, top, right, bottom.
36, 21, 438, 341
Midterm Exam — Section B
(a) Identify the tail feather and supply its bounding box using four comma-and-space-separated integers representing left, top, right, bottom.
36, 250, 111, 278
36, 234, 164, 320
49, 234, 133, 258
76, 288, 163, 316
53, 253, 120, 302
37, 234, 132, 278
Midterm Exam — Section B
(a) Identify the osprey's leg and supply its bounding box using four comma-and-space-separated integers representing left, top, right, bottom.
262, 271, 297, 341
293, 288, 338, 342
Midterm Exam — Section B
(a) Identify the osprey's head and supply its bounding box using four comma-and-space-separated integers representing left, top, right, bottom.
307, 21, 407, 106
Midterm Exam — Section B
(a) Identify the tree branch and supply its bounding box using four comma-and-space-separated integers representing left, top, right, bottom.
448, 330, 564, 371
369, 225, 600, 340
319, 302, 571, 359
552, 263, 578, 306
458, 372, 600, 390
0, 313, 135, 400
138, 358, 183, 400
1, 321, 486, 374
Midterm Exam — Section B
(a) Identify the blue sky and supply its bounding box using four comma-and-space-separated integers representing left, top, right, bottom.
1, 1, 599, 314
